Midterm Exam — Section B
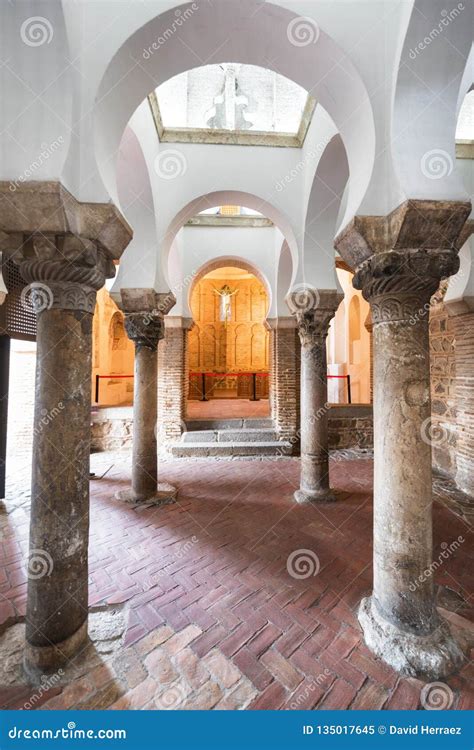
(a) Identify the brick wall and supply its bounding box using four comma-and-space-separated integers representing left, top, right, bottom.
269, 322, 300, 449
429, 289, 474, 497
450, 310, 474, 495
188, 275, 269, 389
328, 405, 373, 450
429, 295, 458, 478
158, 322, 189, 444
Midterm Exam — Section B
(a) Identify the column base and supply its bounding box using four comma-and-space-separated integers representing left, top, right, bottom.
116, 482, 178, 506
294, 488, 337, 504
24, 620, 88, 679
358, 596, 465, 680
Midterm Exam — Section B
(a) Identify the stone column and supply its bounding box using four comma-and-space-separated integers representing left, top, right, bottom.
16, 234, 115, 674
158, 316, 193, 447
335, 199, 470, 679
288, 289, 342, 503
117, 291, 177, 506
1, 181, 132, 674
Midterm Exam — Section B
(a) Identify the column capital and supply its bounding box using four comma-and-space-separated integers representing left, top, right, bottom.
14, 233, 115, 314
287, 288, 343, 348
124, 311, 164, 351
0, 181, 132, 260
118, 288, 176, 316
334, 199, 471, 271
353, 250, 460, 324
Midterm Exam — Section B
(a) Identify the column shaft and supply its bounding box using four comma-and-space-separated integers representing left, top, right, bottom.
26, 308, 92, 663
371, 293, 434, 630
352, 249, 466, 678
132, 343, 158, 497
117, 308, 177, 506
298, 338, 333, 501
289, 289, 341, 503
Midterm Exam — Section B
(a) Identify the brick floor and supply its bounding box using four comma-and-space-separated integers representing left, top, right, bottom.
0, 453, 472, 710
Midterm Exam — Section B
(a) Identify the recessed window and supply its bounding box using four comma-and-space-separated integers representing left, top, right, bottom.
149, 64, 315, 148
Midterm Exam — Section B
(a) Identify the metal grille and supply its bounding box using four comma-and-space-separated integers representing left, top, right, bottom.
2, 258, 37, 340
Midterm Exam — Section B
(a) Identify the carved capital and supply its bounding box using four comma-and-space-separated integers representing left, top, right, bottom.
124, 312, 164, 351
288, 289, 342, 349
334, 199, 471, 271
354, 250, 459, 324
118, 288, 176, 316
14, 233, 115, 314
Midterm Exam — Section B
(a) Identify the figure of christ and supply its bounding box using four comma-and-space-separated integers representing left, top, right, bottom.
212, 284, 239, 325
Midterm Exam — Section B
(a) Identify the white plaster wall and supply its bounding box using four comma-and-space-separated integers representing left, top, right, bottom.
168, 225, 281, 318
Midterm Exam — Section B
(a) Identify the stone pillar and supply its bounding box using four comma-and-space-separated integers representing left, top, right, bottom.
16, 235, 115, 674
266, 318, 300, 450
158, 316, 193, 447
336, 199, 470, 679
288, 289, 342, 503
117, 290, 177, 506
1, 181, 132, 674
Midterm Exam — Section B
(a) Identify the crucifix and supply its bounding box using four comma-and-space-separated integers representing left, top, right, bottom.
213, 284, 239, 325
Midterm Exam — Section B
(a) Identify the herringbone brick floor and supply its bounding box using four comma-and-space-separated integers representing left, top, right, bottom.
0, 454, 472, 710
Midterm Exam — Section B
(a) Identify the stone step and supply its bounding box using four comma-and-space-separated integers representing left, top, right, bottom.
185, 418, 273, 431
182, 428, 278, 444
171, 440, 292, 458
